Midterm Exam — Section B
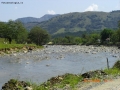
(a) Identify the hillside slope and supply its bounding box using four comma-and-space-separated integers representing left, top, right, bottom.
24, 10, 120, 35
16, 14, 60, 23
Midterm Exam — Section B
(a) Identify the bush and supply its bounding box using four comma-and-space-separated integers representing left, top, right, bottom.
113, 60, 120, 69
115, 42, 120, 46
107, 42, 113, 46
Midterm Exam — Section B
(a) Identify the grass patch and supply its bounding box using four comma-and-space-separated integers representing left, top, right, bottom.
104, 60, 120, 76
0, 38, 16, 44
51, 73, 83, 88
104, 68, 120, 76
0, 44, 24, 49
28, 74, 83, 90
0, 44, 39, 49
53, 28, 65, 35
0, 38, 43, 50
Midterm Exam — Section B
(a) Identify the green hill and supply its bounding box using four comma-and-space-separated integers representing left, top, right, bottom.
16, 14, 60, 23
24, 10, 120, 35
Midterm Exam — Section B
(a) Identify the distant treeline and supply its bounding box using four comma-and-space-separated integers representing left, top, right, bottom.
52, 28, 120, 46
0, 20, 120, 46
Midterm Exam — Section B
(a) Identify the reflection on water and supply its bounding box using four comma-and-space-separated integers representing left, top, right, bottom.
0, 45, 120, 88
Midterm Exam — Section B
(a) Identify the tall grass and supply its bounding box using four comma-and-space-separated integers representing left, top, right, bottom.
26, 74, 83, 90
104, 68, 120, 76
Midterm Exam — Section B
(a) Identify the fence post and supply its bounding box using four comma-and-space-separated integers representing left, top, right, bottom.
107, 58, 109, 69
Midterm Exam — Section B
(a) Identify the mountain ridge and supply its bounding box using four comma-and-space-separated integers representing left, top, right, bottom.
16, 10, 120, 36
16, 14, 60, 23
36, 10, 120, 34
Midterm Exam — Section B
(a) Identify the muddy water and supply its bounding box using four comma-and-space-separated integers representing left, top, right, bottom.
0, 45, 120, 88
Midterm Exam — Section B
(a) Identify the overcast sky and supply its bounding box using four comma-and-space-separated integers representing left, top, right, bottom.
0, 0, 120, 22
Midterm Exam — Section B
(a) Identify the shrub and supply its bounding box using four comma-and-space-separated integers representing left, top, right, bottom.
113, 60, 120, 69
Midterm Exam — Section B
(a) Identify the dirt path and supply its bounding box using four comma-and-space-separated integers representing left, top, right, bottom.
78, 77, 120, 90
90, 78, 120, 90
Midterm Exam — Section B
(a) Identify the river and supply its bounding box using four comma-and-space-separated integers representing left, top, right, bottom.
0, 45, 120, 88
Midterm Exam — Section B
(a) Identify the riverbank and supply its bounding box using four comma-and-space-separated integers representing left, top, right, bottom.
1, 67, 120, 90
0, 44, 43, 55
2, 60, 120, 90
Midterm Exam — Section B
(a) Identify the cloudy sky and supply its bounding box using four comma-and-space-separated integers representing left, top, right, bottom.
0, 0, 120, 22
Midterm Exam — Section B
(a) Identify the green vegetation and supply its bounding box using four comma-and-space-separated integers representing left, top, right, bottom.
1, 10, 120, 90
51, 21, 119, 45
1, 11, 120, 46
16, 74, 82, 90
0, 38, 44, 50
0, 43, 40, 50
16, 14, 60, 23
23, 10, 120, 35
52, 33, 100, 45
27, 60, 120, 89
1, 79, 31, 90
0, 20, 28, 44
2, 60, 120, 90
112, 60, 120, 69
46, 74, 83, 88
52, 27, 120, 45
0, 20, 50, 51
53, 28, 65, 35
2, 74, 83, 90
0, 21, 47, 53
29, 26, 50, 46
104, 68, 120, 76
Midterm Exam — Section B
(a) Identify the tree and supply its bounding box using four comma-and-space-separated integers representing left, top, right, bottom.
116, 29, 120, 42
110, 20, 120, 44
61, 38, 68, 44
3, 20, 28, 44
29, 26, 50, 45
114, 20, 120, 43
52, 38, 61, 44
111, 31, 119, 43
100, 29, 113, 43
5, 20, 16, 44
65, 36, 74, 44
88, 34, 100, 44
0, 20, 28, 44
14, 21, 28, 44
74, 37, 82, 45
0, 22, 7, 38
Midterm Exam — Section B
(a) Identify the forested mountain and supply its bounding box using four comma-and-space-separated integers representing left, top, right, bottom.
16, 14, 60, 23
22, 10, 120, 36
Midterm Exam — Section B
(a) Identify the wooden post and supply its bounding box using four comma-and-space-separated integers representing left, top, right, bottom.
107, 58, 109, 69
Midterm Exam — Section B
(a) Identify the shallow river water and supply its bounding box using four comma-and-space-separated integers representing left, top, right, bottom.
0, 45, 120, 88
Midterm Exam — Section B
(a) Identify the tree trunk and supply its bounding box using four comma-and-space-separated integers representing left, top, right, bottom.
8, 38, 12, 44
